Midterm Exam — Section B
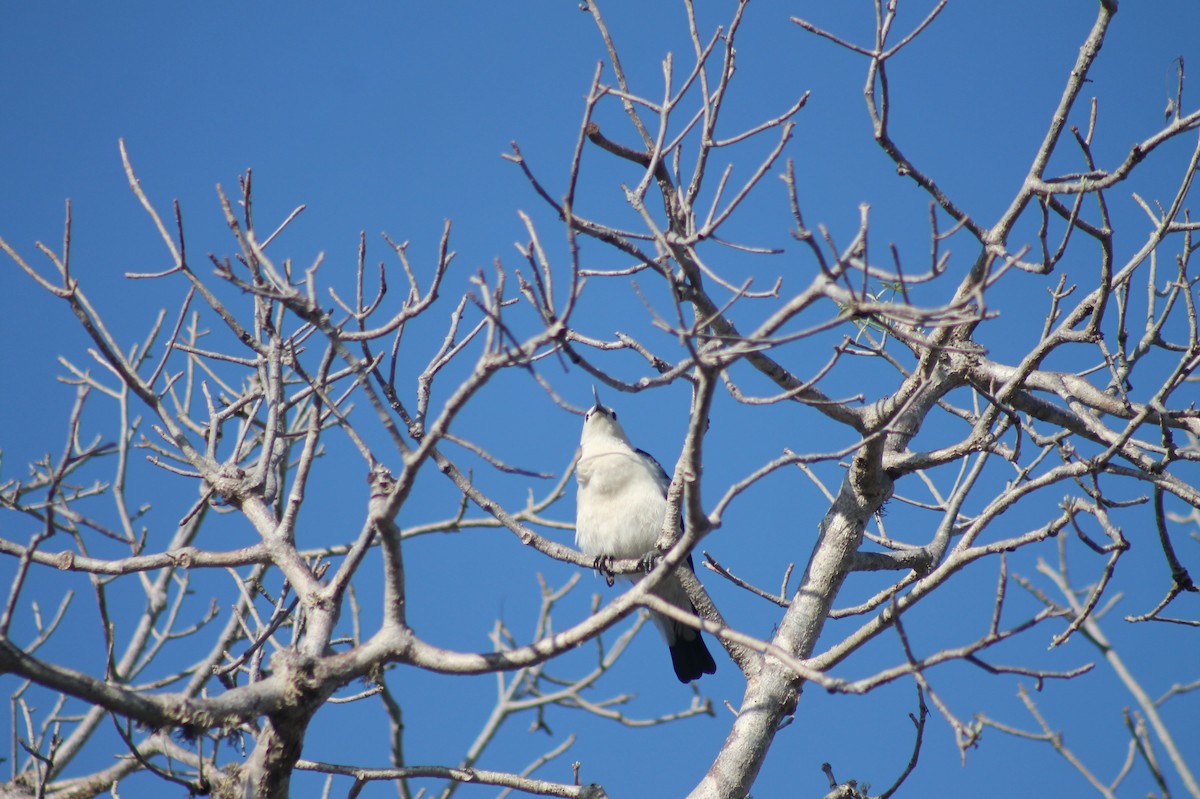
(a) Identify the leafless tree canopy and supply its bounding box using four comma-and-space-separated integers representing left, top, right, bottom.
2, 1, 1199, 797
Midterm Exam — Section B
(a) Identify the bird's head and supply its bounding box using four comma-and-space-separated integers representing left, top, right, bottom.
580, 386, 632, 448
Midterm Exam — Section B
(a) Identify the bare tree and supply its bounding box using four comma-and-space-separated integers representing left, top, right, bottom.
2, 1, 1198, 797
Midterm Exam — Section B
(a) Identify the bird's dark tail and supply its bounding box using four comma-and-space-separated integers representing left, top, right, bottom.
669, 632, 717, 683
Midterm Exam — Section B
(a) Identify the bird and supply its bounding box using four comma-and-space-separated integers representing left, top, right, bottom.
575, 387, 717, 683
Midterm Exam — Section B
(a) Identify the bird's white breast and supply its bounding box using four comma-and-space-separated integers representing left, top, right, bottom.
576, 450, 667, 559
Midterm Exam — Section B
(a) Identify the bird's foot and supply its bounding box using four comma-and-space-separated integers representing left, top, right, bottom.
592, 555, 617, 587
638, 551, 660, 573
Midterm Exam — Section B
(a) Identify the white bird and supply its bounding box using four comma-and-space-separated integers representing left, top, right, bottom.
575, 388, 717, 683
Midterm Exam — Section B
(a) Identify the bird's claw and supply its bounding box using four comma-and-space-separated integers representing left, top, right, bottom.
593, 555, 617, 587
639, 551, 660, 573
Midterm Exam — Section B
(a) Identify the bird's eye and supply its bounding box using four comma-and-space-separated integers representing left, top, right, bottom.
611, 410, 618, 419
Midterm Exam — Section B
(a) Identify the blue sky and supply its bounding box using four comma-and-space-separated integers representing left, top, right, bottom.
2, 2, 1199, 797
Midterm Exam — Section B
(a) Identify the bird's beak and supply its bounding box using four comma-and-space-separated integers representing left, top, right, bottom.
591, 384, 602, 410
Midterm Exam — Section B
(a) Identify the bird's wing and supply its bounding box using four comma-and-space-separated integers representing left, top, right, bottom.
635, 448, 671, 496
635, 448, 700, 571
